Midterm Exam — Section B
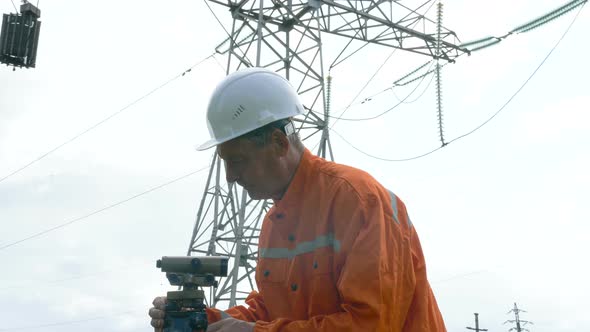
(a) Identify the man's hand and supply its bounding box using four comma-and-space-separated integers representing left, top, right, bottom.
207, 317, 255, 332
148, 296, 167, 332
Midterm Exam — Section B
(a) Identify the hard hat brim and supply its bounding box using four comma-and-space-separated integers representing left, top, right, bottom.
195, 138, 222, 151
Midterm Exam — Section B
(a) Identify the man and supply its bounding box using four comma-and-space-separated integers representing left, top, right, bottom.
149, 67, 446, 331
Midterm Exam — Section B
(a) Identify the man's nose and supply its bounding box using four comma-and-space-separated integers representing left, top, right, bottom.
225, 165, 239, 184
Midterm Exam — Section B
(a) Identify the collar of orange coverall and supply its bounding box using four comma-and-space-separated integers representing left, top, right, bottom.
270, 148, 314, 219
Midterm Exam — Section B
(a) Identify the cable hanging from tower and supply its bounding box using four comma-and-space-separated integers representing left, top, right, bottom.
331, 1, 586, 162
323, 61, 437, 122
460, 0, 587, 52
327, 0, 439, 129
0, 53, 217, 184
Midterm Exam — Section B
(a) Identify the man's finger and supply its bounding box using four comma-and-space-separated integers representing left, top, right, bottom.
152, 296, 167, 310
151, 318, 165, 328
149, 308, 166, 319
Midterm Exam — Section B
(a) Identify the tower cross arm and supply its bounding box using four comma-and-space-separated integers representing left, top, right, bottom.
213, 0, 469, 61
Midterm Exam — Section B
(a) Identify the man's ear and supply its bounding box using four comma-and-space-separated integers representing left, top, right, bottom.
271, 129, 290, 157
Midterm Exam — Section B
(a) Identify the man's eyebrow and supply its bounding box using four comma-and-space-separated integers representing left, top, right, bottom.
217, 151, 245, 160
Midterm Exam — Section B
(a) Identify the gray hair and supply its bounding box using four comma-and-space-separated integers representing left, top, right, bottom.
240, 118, 303, 149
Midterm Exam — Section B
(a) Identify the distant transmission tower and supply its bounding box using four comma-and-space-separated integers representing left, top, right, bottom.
466, 313, 488, 332
504, 302, 533, 332
187, 0, 467, 308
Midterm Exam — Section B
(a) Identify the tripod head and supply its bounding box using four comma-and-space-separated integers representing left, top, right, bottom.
157, 256, 229, 332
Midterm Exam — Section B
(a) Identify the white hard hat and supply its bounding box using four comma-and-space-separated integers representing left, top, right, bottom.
196, 67, 305, 151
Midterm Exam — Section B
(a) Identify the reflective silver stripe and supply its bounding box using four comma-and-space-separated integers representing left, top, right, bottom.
388, 190, 400, 224
259, 233, 341, 259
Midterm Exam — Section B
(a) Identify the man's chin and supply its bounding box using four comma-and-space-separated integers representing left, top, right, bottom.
245, 189, 268, 200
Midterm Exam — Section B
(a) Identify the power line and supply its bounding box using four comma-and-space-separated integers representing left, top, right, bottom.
338, 63, 438, 121
0, 165, 210, 252
202, 0, 231, 39
331, 3, 585, 163
320, 60, 435, 120
9, 0, 18, 12
203, 1, 254, 69
0, 310, 141, 331
329, 0, 438, 129
391, 67, 436, 104
446, 1, 584, 145
0, 54, 215, 184
327, 62, 436, 122
460, 0, 586, 52
0, 260, 153, 292
329, 48, 398, 129
331, 129, 445, 162
211, 53, 227, 73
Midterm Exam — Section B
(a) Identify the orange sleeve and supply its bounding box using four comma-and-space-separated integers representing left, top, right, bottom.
206, 290, 271, 324
254, 189, 418, 332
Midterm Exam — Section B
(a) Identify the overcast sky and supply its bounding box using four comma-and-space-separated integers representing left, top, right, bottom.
0, 0, 588, 331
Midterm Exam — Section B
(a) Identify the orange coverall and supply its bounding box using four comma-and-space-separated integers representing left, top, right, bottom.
208, 149, 446, 331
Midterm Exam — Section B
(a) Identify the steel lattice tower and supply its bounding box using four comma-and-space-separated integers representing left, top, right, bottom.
186, 0, 467, 308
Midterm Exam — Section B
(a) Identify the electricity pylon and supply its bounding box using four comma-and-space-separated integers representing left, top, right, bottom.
466, 313, 488, 332
504, 302, 533, 332
186, 0, 467, 308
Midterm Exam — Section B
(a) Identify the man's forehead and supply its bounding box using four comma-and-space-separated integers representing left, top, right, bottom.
217, 138, 255, 158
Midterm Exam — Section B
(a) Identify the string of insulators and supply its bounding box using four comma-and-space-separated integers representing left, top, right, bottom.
435, 63, 445, 146
393, 60, 433, 86
460, 0, 587, 52
460, 36, 503, 52
511, 0, 587, 34
326, 74, 332, 126
396, 68, 436, 87
436, 2, 444, 58
436, 2, 446, 146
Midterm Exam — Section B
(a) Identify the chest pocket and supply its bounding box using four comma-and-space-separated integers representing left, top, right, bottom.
309, 252, 334, 276
300, 252, 341, 317
256, 258, 288, 285
255, 257, 292, 319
